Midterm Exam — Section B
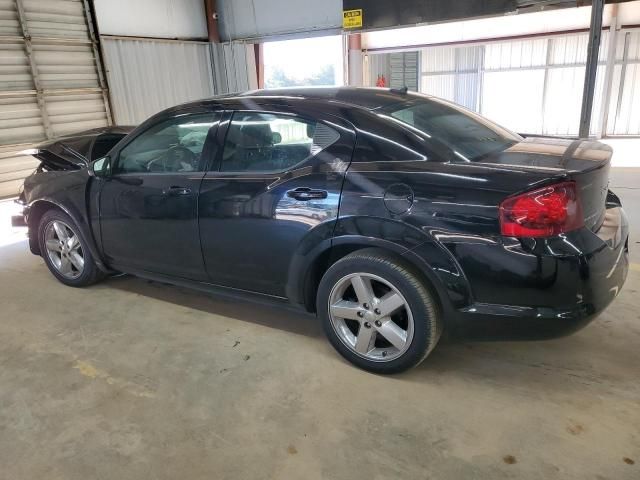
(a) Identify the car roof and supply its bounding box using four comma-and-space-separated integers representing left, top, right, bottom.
225, 86, 424, 110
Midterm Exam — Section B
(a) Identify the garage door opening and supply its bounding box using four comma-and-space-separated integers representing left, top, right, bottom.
263, 35, 344, 88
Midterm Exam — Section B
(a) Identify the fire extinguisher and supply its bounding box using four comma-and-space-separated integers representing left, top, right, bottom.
376, 74, 386, 87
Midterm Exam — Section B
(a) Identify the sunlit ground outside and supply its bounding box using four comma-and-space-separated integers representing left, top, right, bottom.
0, 199, 27, 247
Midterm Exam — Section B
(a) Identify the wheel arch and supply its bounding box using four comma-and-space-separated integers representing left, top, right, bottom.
27, 198, 110, 272
291, 235, 455, 318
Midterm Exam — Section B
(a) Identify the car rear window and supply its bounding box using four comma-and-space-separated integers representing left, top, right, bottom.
381, 97, 522, 162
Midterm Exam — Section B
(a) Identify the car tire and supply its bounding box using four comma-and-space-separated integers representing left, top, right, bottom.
38, 209, 104, 287
317, 248, 442, 374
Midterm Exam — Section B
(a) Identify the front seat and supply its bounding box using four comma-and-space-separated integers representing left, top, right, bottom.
235, 123, 274, 170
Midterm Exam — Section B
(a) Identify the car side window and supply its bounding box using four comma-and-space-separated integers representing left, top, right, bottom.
114, 112, 220, 174
220, 112, 339, 173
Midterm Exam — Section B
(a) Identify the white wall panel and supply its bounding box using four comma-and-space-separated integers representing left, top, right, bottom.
93, 0, 207, 39
218, 0, 342, 41
101, 38, 215, 125
482, 69, 545, 134
484, 39, 547, 69
211, 42, 258, 93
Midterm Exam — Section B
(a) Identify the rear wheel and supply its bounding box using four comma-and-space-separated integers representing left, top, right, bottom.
317, 248, 442, 374
38, 209, 104, 287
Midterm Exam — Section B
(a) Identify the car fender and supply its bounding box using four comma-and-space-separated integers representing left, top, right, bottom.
286, 215, 472, 314
26, 196, 110, 272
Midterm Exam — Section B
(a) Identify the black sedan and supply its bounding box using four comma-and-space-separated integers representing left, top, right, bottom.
15, 87, 629, 373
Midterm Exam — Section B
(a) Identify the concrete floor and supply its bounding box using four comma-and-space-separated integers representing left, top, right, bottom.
0, 170, 639, 480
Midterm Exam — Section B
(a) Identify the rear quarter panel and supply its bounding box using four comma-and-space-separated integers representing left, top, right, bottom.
336, 159, 567, 313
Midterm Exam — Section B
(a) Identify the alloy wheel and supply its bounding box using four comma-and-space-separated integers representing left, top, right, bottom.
44, 220, 84, 279
328, 272, 414, 362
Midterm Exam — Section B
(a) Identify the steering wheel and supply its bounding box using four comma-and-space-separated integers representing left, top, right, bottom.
147, 145, 196, 172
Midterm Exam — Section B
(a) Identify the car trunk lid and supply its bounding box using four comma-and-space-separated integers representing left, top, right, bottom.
477, 136, 612, 232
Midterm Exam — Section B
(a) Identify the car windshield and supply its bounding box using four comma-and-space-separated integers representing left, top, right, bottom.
381, 97, 522, 162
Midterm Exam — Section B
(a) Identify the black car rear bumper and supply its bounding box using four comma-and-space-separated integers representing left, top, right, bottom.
444, 206, 629, 340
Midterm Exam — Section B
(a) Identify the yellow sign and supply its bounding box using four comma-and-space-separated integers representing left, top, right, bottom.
343, 9, 363, 29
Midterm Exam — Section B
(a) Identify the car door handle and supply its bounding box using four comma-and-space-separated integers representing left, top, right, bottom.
162, 186, 192, 196
286, 188, 328, 201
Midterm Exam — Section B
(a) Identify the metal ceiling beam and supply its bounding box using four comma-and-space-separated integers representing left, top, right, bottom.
82, 0, 113, 126
14, 0, 54, 139
578, 0, 605, 138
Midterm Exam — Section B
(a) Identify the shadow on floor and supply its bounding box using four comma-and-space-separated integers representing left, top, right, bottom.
102, 274, 325, 339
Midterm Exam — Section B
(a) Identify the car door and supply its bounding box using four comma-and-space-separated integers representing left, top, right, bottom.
198, 108, 355, 297
98, 109, 222, 281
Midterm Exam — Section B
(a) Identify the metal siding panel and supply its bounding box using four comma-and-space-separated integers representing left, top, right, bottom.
23, 0, 89, 39
0, 95, 43, 143
422, 46, 455, 73
32, 42, 100, 89
0, 148, 38, 199
102, 38, 215, 125
0, 41, 32, 90
45, 92, 107, 137
218, 0, 342, 41
543, 66, 585, 136
626, 30, 640, 61
613, 62, 640, 135
0, 0, 109, 197
484, 38, 547, 69
0, 0, 19, 36
93, 0, 207, 39
422, 74, 456, 102
210, 42, 258, 94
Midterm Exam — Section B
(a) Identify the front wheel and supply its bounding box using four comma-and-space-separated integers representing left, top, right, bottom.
38, 209, 104, 287
317, 248, 442, 374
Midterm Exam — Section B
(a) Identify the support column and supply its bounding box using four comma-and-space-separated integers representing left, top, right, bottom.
254, 43, 264, 88
347, 33, 363, 86
81, 0, 113, 126
596, 3, 619, 139
204, 0, 221, 43
578, 0, 605, 138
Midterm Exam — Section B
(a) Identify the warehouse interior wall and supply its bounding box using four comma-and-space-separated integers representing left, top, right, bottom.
362, 1, 640, 138
92, 0, 208, 39
94, 0, 257, 125
217, 0, 343, 41
101, 38, 215, 125
0, 0, 111, 199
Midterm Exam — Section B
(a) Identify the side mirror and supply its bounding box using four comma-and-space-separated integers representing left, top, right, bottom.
88, 156, 111, 178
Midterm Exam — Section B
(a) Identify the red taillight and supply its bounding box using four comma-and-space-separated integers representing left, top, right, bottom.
499, 181, 583, 238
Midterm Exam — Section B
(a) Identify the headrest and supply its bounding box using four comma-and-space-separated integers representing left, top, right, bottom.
238, 123, 274, 148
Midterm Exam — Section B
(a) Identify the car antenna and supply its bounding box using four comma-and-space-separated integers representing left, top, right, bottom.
390, 86, 408, 94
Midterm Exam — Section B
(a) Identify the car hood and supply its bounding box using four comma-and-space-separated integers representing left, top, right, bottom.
26, 126, 135, 170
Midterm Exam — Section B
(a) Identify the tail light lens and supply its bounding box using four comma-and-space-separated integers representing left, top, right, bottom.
499, 181, 583, 238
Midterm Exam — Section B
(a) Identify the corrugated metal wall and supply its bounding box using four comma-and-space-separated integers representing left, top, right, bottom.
211, 42, 259, 93
0, 0, 110, 198
101, 38, 258, 125
608, 29, 640, 135
217, 0, 342, 41
412, 29, 640, 137
101, 38, 215, 125
93, 0, 207, 39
